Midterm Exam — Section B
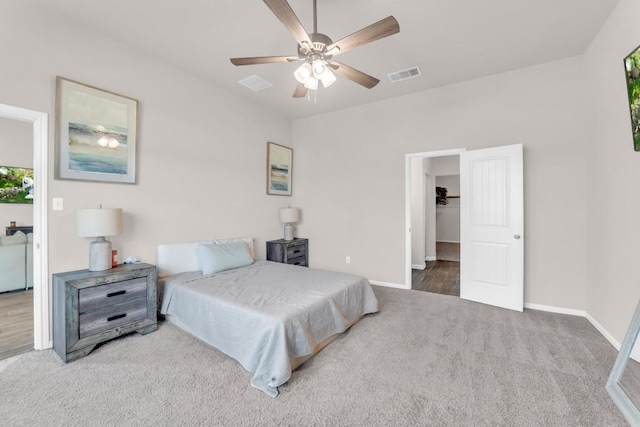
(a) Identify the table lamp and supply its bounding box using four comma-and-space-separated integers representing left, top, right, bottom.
76, 206, 123, 271
279, 207, 300, 241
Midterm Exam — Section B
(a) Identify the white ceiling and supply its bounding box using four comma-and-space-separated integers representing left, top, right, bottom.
37, 0, 619, 119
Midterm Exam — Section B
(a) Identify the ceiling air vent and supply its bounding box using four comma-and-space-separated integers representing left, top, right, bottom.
387, 67, 421, 83
238, 75, 272, 92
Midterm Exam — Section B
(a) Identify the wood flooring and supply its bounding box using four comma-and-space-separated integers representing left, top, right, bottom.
412, 261, 460, 296
0, 290, 33, 360
412, 242, 460, 296
435, 242, 460, 262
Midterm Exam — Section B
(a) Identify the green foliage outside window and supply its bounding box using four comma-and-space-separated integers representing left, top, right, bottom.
0, 166, 34, 204
625, 49, 640, 151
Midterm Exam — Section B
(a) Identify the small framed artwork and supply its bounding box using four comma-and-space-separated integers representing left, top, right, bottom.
0, 165, 34, 204
55, 76, 138, 183
267, 142, 292, 196
624, 45, 640, 151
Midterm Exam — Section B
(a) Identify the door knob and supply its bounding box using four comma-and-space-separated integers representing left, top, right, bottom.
514, 235, 521, 239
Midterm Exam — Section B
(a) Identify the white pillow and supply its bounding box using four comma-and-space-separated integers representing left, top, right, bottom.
202, 237, 255, 260
157, 237, 254, 278
196, 241, 254, 275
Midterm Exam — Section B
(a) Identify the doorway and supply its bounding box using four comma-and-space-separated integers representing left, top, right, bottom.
409, 152, 462, 296
0, 103, 49, 352
405, 144, 524, 311
0, 117, 34, 359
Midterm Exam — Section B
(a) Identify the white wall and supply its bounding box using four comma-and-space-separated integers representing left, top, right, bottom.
583, 0, 640, 345
1, 1, 292, 276
430, 155, 460, 177
435, 174, 460, 243
410, 157, 425, 268
0, 117, 33, 229
293, 56, 589, 309
423, 158, 436, 261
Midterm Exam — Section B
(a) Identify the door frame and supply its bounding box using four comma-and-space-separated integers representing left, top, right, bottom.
405, 148, 465, 289
0, 103, 50, 350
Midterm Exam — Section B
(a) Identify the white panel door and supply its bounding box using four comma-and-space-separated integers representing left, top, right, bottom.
460, 144, 523, 311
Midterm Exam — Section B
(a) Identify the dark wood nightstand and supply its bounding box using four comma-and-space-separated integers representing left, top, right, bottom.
52, 263, 157, 362
266, 238, 308, 267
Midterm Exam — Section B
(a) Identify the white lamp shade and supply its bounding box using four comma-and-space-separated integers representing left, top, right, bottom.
279, 207, 300, 224
320, 69, 337, 88
304, 76, 318, 90
312, 59, 328, 77
294, 63, 313, 84
76, 208, 123, 237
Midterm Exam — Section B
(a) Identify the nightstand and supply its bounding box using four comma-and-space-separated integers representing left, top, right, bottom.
52, 263, 157, 363
266, 238, 308, 267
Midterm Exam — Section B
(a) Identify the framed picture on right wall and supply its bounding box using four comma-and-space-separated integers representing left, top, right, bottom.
266, 142, 292, 196
624, 44, 640, 151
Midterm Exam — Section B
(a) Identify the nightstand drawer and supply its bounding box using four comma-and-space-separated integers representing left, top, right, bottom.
286, 245, 306, 259
288, 256, 307, 267
79, 277, 147, 313
79, 298, 148, 338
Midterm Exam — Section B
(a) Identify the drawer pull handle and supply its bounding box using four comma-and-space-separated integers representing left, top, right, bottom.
107, 313, 127, 322
107, 290, 126, 298
293, 250, 301, 254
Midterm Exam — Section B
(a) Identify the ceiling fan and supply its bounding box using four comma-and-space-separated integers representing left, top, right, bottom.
230, 0, 400, 98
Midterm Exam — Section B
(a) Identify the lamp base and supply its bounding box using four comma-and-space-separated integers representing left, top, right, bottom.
89, 237, 112, 271
283, 224, 294, 241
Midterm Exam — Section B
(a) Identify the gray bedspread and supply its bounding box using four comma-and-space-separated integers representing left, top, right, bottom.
159, 260, 379, 397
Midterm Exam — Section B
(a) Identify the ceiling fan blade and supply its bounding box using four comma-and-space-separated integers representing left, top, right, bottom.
326, 16, 399, 56
330, 62, 380, 89
293, 83, 308, 98
230, 56, 300, 66
264, 0, 313, 47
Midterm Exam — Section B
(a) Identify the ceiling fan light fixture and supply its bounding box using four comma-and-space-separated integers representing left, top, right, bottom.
294, 63, 312, 84
312, 59, 328, 78
320, 69, 336, 88
304, 76, 318, 90
229, 0, 401, 98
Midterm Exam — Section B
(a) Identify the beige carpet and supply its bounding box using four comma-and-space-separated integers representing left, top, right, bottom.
0, 286, 628, 426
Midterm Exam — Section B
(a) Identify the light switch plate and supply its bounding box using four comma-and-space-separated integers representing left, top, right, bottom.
52, 197, 63, 211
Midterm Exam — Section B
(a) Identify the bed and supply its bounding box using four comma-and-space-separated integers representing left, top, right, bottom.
157, 237, 378, 397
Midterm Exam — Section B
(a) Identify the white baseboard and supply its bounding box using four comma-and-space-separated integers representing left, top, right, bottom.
425, 256, 437, 261
524, 302, 586, 317
369, 280, 410, 290
374, 290, 627, 356
525, 302, 639, 359
584, 312, 621, 351
411, 263, 426, 270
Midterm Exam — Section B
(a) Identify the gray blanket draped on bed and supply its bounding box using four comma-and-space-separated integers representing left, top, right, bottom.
160, 260, 379, 397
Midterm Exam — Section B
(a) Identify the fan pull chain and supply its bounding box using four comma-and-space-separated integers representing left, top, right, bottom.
306, 89, 317, 104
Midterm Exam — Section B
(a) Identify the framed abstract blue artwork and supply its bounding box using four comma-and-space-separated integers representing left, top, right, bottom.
55, 77, 138, 183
